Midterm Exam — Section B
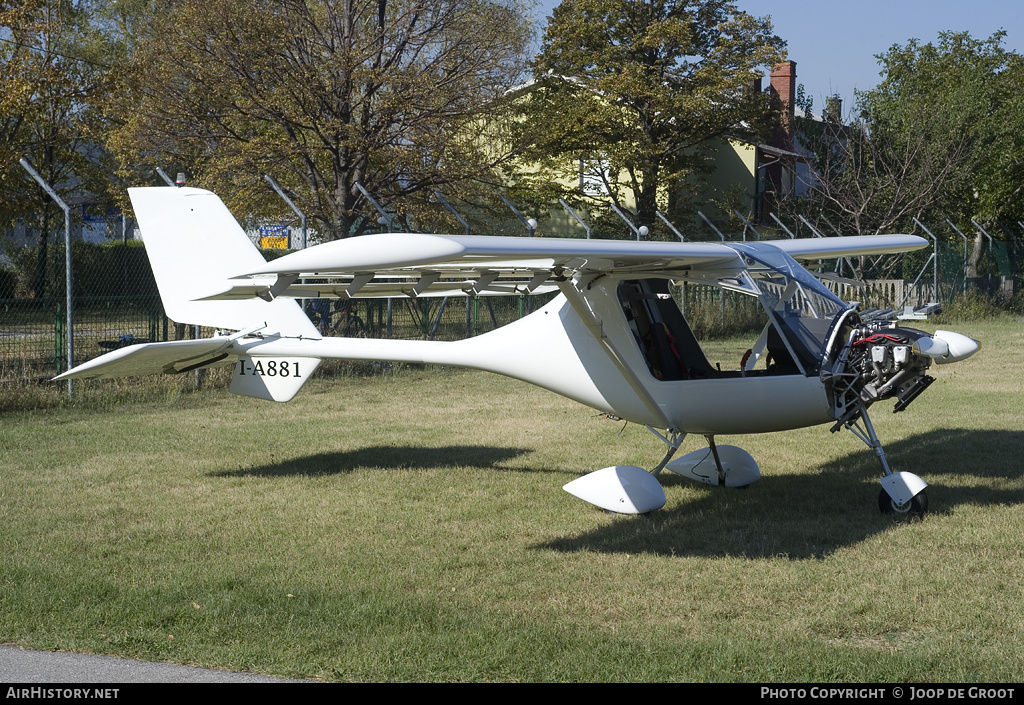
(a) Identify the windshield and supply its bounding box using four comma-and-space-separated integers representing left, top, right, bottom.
726, 243, 853, 374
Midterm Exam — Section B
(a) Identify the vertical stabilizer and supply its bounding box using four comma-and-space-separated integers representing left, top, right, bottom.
128, 187, 319, 337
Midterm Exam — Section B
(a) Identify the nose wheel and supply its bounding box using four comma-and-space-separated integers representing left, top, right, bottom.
833, 404, 929, 518
878, 488, 928, 517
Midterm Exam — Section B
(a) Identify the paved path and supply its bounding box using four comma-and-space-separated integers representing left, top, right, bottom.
0, 646, 313, 683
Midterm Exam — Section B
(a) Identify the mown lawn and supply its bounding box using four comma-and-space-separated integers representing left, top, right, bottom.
0, 316, 1020, 681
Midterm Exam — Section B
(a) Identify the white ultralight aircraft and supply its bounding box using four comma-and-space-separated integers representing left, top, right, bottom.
57, 187, 980, 516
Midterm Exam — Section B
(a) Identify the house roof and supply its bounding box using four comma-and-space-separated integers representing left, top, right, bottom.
758, 144, 809, 162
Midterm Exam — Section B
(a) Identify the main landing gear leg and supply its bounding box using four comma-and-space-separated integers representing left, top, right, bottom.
833, 405, 929, 517
649, 429, 685, 477
704, 435, 727, 486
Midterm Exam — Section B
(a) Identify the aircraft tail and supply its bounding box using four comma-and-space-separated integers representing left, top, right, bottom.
54, 188, 322, 401
128, 186, 319, 338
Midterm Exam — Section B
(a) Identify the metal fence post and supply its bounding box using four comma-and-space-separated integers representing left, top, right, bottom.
972, 219, 996, 287
912, 218, 940, 304
656, 211, 685, 242
54, 302, 64, 375
697, 211, 727, 241
610, 202, 647, 240
559, 199, 591, 239
355, 182, 394, 232
498, 194, 537, 237
264, 175, 307, 250
434, 191, 470, 236
20, 158, 73, 400
945, 219, 970, 296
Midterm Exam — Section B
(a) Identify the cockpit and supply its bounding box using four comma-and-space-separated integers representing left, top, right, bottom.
619, 243, 857, 380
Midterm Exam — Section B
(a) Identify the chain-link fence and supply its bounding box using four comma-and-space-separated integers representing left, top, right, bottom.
0, 293, 560, 386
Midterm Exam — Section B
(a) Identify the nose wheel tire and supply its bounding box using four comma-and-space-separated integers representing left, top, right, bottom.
878, 488, 928, 517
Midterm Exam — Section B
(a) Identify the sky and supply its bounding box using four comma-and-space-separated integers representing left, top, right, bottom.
533, 0, 1023, 117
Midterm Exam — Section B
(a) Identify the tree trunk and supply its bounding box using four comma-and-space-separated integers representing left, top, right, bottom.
966, 232, 986, 279
635, 163, 660, 233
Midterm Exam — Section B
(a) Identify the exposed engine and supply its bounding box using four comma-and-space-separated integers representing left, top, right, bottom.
826, 318, 937, 422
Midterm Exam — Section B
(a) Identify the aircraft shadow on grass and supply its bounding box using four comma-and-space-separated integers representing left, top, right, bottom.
538, 428, 1024, 560
211, 444, 540, 478
207, 428, 1023, 560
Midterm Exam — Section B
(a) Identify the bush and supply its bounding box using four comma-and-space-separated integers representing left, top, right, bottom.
934, 289, 1024, 322
9, 241, 159, 298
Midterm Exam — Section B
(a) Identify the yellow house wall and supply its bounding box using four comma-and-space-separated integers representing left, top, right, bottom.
700, 138, 758, 216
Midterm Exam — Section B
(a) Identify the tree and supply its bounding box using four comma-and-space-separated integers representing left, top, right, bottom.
107, 0, 535, 240
520, 0, 785, 233
0, 0, 115, 296
803, 32, 1024, 244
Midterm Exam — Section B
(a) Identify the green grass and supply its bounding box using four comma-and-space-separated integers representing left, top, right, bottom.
0, 317, 1021, 681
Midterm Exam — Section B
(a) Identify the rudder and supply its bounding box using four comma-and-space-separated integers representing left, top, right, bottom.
128, 187, 319, 337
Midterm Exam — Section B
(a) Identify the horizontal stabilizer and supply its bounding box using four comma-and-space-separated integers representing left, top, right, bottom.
53, 338, 235, 380
55, 339, 324, 403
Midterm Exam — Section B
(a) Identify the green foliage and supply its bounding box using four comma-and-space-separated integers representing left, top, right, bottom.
803, 31, 1024, 236
0, 267, 16, 298
681, 285, 763, 340
795, 83, 814, 118
106, 0, 536, 241
7, 241, 157, 298
0, 0, 120, 229
518, 0, 785, 230
935, 290, 1024, 323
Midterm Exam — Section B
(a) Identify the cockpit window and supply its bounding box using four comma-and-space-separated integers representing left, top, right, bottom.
727, 244, 853, 375
618, 280, 717, 381
618, 245, 854, 381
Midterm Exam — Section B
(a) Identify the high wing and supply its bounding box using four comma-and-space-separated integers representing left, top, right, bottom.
202, 234, 742, 301
769, 235, 927, 261
202, 231, 927, 302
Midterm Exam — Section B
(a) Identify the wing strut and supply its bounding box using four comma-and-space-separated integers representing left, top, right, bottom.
556, 279, 674, 430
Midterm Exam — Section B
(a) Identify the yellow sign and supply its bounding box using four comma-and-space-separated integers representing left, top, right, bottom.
260, 236, 289, 249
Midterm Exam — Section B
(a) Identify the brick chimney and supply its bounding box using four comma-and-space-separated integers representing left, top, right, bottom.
769, 60, 797, 118
769, 60, 797, 149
